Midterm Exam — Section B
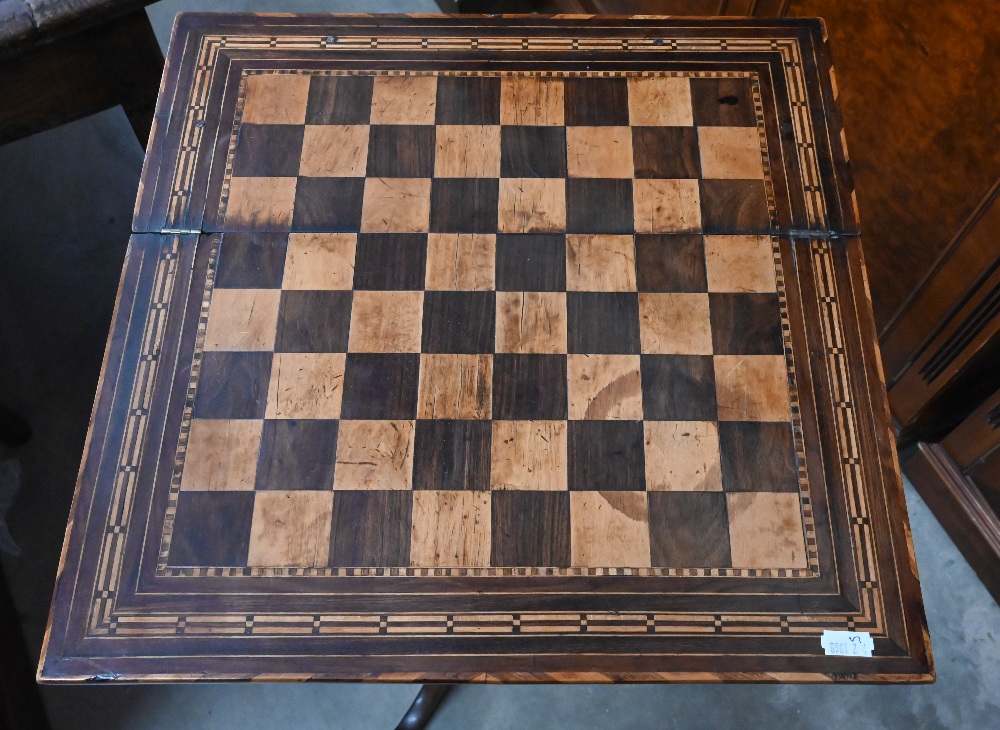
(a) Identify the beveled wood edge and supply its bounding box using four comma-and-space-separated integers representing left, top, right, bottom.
841, 237, 934, 677
37, 233, 197, 682
39, 669, 935, 685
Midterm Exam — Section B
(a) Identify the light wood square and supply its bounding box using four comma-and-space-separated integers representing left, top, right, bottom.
348, 291, 423, 353
570, 492, 650, 568
500, 76, 564, 125
299, 125, 370, 177
727, 492, 807, 569
633, 179, 702, 233
490, 420, 567, 491
248, 491, 334, 567
410, 491, 491, 567
638, 293, 713, 354
498, 178, 566, 233
566, 127, 634, 179
225, 177, 296, 229
627, 76, 693, 126
704, 235, 777, 293
643, 421, 722, 491
334, 420, 415, 490
495, 292, 567, 354
283, 233, 356, 290
434, 125, 501, 178
714, 355, 791, 421
370, 75, 437, 125
242, 73, 310, 125
425, 233, 496, 290
698, 126, 764, 180
203, 289, 280, 351
568, 355, 643, 420
180, 419, 263, 491
361, 178, 431, 233
418, 354, 492, 420
566, 235, 637, 292
265, 352, 345, 419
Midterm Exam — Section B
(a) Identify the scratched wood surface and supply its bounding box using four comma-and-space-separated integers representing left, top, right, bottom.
39, 14, 931, 684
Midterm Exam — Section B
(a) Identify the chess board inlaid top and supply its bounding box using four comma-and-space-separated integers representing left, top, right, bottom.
40, 15, 931, 685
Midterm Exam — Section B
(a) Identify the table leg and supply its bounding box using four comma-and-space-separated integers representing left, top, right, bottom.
393, 684, 453, 730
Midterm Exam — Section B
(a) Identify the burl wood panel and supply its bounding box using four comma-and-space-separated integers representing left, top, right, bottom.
42, 15, 930, 685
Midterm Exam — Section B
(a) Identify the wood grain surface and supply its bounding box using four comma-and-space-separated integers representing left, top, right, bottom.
40, 15, 930, 685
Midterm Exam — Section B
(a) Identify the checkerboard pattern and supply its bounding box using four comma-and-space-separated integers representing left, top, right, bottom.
220, 72, 772, 235
167, 71, 806, 573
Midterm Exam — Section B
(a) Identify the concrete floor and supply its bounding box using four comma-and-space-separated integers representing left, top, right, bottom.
1, 2, 999, 728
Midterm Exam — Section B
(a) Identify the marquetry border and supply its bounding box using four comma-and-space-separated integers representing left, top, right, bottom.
162, 32, 827, 231
87, 235, 880, 642
81, 25, 889, 643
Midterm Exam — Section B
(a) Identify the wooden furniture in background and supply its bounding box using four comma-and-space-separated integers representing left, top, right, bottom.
894, 181, 1000, 604
39, 14, 930, 684
0, 0, 163, 146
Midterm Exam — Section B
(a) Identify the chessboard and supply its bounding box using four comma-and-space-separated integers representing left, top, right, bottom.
161, 69, 809, 575
41, 15, 931, 684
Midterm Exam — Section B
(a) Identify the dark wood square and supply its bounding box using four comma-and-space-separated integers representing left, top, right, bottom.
719, 421, 799, 493
435, 77, 501, 125
566, 179, 634, 234
215, 233, 287, 289
500, 126, 567, 178
495, 234, 566, 292
634, 234, 708, 292
291, 177, 365, 232
631, 127, 701, 179
231, 124, 305, 178
491, 491, 571, 567
353, 234, 428, 290
648, 492, 732, 567
640, 354, 717, 421
492, 354, 568, 420
193, 351, 271, 419
710, 293, 784, 355
567, 292, 640, 354
690, 77, 757, 127
413, 419, 492, 491
563, 77, 629, 126
366, 125, 436, 178
699, 179, 770, 234
275, 290, 352, 353
422, 291, 495, 354
329, 491, 412, 567
305, 75, 374, 125
568, 420, 645, 491
430, 178, 500, 233
340, 353, 420, 419
256, 419, 339, 491
168, 492, 254, 567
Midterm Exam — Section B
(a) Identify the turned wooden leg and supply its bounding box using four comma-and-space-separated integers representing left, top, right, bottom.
393, 684, 453, 730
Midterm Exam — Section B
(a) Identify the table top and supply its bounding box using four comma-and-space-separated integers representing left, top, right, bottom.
40, 14, 932, 683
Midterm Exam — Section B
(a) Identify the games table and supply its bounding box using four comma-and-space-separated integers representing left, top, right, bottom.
39, 13, 932, 703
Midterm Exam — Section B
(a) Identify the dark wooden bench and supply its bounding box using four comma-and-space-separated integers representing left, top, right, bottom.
0, 0, 164, 146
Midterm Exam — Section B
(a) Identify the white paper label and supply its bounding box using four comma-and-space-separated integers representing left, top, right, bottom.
821, 630, 874, 657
